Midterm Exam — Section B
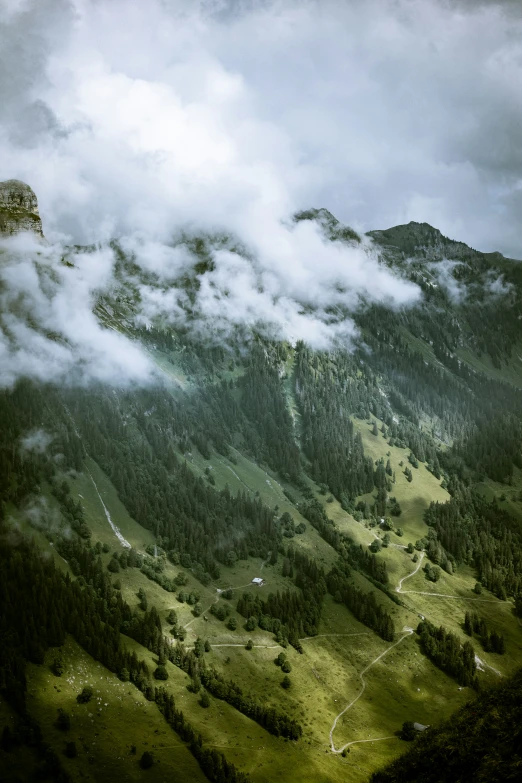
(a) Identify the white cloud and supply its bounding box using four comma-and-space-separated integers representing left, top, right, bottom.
486, 272, 513, 296
20, 428, 54, 454
428, 259, 467, 303
22, 495, 69, 538
2, 0, 520, 387
2, 0, 522, 251
0, 233, 155, 388
161, 221, 420, 347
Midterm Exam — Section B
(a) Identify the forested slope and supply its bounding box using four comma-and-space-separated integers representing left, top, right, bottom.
2, 210, 522, 782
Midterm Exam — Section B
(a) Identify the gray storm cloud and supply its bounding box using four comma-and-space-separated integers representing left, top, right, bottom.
3, 0, 522, 252
1, 0, 520, 387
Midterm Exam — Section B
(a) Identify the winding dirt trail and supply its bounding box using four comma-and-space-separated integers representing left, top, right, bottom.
353, 516, 407, 551
326, 551, 508, 754
396, 551, 425, 593
212, 643, 281, 649
329, 628, 414, 754
301, 633, 371, 642
183, 590, 220, 631
183, 554, 271, 633
396, 551, 507, 603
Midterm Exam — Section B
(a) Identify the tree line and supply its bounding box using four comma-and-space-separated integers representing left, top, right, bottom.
424, 487, 522, 599
464, 611, 505, 654
417, 620, 478, 688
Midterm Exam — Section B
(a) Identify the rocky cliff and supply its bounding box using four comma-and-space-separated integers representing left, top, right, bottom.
0, 179, 43, 238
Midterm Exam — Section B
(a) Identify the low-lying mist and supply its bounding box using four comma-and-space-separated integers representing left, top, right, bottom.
0, 219, 420, 389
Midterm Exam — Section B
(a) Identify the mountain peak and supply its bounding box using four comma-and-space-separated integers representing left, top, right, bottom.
366, 220, 478, 262
0, 179, 44, 238
293, 207, 360, 243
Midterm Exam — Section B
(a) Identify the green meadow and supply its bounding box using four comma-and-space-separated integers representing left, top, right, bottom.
11, 414, 522, 783
26, 637, 206, 783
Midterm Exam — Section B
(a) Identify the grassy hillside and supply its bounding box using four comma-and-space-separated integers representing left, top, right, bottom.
370, 667, 522, 783
33, 434, 517, 782
26, 637, 207, 783
4, 397, 522, 783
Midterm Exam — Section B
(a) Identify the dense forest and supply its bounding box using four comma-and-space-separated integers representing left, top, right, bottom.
424, 489, 522, 598
416, 620, 478, 688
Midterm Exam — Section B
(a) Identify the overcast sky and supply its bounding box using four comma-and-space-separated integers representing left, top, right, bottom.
1, 0, 522, 256
1, 0, 521, 389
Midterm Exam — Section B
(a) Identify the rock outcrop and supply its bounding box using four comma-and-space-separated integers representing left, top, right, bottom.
0, 179, 44, 238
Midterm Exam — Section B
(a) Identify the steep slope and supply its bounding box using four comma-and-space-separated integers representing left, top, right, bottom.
370, 667, 522, 783
365, 219, 522, 378
2, 191, 522, 783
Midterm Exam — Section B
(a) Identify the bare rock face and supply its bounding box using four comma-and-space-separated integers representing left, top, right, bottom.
0, 179, 44, 238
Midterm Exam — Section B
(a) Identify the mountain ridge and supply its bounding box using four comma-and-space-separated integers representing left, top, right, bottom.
2, 176, 518, 267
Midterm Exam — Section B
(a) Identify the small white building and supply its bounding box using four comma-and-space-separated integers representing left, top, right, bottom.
252, 577, 265, 586
413, 723, 429, 732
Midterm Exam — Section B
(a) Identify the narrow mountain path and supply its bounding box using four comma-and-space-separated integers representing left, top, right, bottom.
400, 589, 503, 603
183, 563, 268, 633
321, 550, 508, 754
183, 590, 220, 631
211, 643, 281, 649
396, 551, 425, 593
206, 633, 371, 653
301, 633, 372, 641
396, 551, 507, 603
353, 517, 407, 551
328, 628, 414, 753
337, 736, 397, 749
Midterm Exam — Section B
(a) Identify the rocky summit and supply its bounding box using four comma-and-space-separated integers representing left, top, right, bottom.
0, 179, 43, 238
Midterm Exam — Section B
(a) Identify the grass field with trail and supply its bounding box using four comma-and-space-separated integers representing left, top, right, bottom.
11, 414, 522, 783
4, 166, 522, 783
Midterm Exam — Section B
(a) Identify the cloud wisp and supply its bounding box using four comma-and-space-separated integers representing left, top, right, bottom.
130, 220, 420, 346
0, 232, 155, 388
